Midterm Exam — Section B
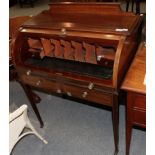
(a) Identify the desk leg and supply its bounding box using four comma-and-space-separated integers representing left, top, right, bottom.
126, 120, 132, 155
126, 92, 133, 155
131, 0, 134, 12
135, 0, 140, 14
20, 83, 44, 128
126, 0, 130, 12
112, 94, 119, 155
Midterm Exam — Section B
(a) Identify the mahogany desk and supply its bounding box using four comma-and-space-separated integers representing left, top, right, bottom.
11, 3, 143, 155
121, 42, 146, 155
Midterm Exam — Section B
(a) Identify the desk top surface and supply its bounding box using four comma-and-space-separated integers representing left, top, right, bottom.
121, 42, 146, 94
23, 13, 140, 35
21, 3, 142, 36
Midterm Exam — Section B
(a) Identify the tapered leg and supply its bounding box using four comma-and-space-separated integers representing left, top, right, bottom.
126, 0, 130, 12
126, 93, 133, 155
131, 0, 134, 12
135, 0, 140, 14
17, 75, 41, 104
30, 0, 34, 8
126, 120, 132, 155
112, 94, 119, 155
20, 83, 44, 128
31, 91, 41, 104
19, 0, 23, 8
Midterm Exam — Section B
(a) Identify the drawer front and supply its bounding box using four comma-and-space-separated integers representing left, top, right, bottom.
20, 75, 62, 94
63, 84, 87, 98
127, 92, 146, 128
63, 84, 113, 106
133, 93, 146, 110
20, 74, 113, 107
87, 89, 113, 106
133, 109, 146, 127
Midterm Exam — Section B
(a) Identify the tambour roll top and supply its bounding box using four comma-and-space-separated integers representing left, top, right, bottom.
12, 2, 143, 89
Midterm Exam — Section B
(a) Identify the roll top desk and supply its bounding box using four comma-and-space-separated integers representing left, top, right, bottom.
11, 2, 143, 154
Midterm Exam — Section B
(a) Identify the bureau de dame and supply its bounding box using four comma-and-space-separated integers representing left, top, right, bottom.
11, 2, 143, 155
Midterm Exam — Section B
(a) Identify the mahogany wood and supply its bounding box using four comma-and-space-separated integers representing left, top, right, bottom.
121, 42, 146, 155
12, 3, 143, 155
9, 16, 31, 81
9, 16, 42, 116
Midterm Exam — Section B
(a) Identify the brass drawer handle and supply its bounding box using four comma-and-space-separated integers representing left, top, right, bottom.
36, 80, 41, 86
61, 28, 67, 35
66, 92, 72, 97
104, 61, 108, 65
82, 91, 88, 98
88, 82, 94, 90
26, 70, 31, 76
56, 89, 62, 94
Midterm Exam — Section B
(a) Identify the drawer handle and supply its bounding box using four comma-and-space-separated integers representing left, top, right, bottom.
88, 82, 94, 90
66, 92, 72, 97
56, 89, 62, 94
82, 91, 88, 98
61, 28, 67, 35
26, 70, 31, 76
36, 80, 41, 86
104, 61, 108, 65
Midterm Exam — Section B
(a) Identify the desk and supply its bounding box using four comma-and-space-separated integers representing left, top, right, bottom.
121, 42, 146, 155
11, 3, 143, 155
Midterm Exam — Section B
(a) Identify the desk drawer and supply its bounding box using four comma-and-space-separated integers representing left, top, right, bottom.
133, 109, 146, 127
63, 84, 113, 106
20, 75, 62, 93
127, 92, 146, 128
20, 74, 113, 107
133, 93, 146, 109
87, 89, 113, 106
